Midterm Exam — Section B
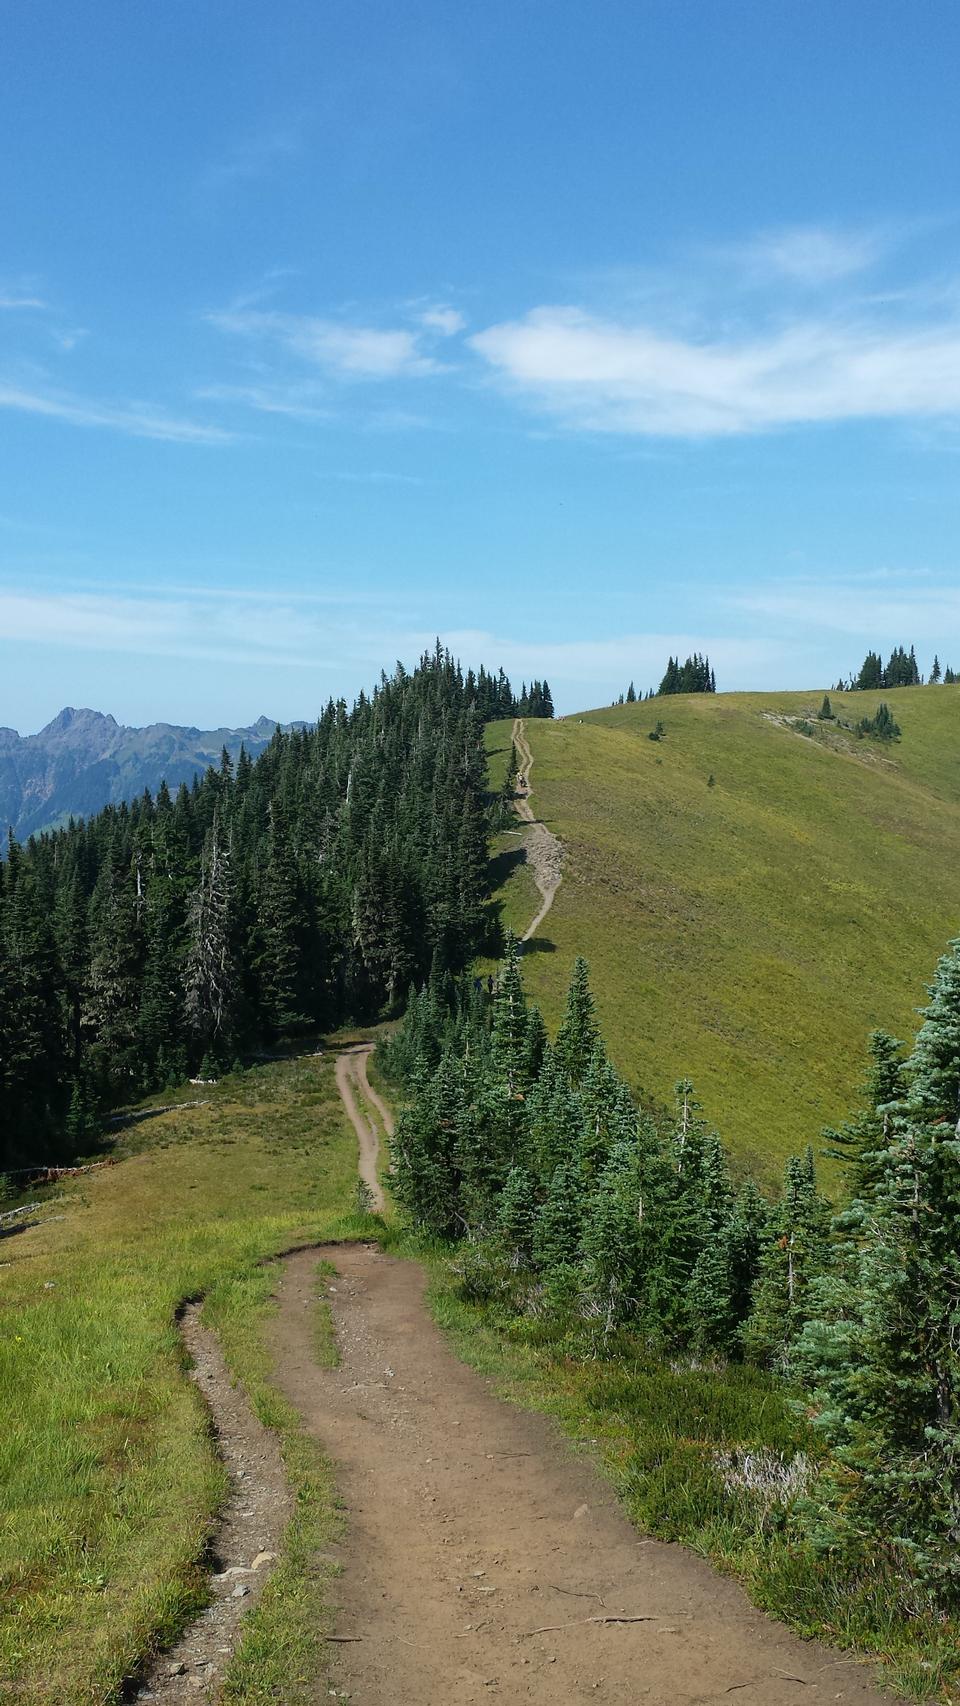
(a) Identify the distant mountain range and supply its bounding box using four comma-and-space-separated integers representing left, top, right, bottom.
1, 708, 299, 841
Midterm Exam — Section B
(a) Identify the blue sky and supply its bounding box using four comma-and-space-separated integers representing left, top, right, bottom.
3, 0, 960, 730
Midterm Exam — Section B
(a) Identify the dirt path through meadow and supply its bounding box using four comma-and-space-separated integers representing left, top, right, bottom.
334, 1044, 388, 1212
511, 716, 564, 944
273, 1241, 896, 1706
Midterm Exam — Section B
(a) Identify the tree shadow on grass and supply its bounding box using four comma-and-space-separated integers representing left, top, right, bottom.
488, 843, 526, 890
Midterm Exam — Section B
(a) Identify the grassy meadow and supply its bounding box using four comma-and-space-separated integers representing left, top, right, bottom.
0, 1053, 359, 1706
489, 686, 960, 1182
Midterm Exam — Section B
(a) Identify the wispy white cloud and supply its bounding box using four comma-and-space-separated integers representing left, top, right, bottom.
728, 572, 960, 642
438, 628, 774, 686
469, 305, 960, 437
0, 583, 771, 700
209, 308, 441, 379
0, 382, 234, 444
194, 381, 332, 421
728, 223, 888, 287
0, 272, 49, 311
419, 305, 466, 335
14, 573, 947, 710
0, 587, 357, 669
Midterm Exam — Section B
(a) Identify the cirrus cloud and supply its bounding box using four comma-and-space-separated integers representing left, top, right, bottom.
0, 381, 234, 443
208, 307, 443, 379
469, 305, 960, 437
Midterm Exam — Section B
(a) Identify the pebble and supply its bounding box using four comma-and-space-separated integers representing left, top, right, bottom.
232, 1583, 250, 1598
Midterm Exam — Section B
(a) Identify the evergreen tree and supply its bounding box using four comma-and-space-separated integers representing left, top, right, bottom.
855, 650, 884, 690
822, 1029, 905, 1195
257, 800, 308, 1033
533, 1159, 583, 1271
393, 1052, 466, 1237
491, 932, 528, 1094
523, 1006, 548, 1082
527, 1046, 584, 1180
742, 1147, 831, 1369
796, 940, 960, 1599
83, 847, 144, 1104
687, 1180, 768, 1356
658, 653, 716, 695
554, 957, 599, 1088
855, 702, 900, 741
580, 1136, 646, 1333
496, 1165, 538, 1266
184, 816, 240, 1065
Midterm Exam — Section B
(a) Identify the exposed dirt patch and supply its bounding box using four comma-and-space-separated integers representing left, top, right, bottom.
512, 716, 564, 944
760, 711, 898, 772
273, 1243, 897, 1706
131, 1307, 291, 1703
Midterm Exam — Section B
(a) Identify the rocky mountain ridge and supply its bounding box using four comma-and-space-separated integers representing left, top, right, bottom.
1, 707, 296, 840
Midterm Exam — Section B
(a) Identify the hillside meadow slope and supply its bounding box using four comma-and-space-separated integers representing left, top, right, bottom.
488, 685, 960, 1182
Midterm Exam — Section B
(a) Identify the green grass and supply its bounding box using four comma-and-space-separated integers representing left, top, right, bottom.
422, 1250, 960, 1701
0, 1056, 358, 1706
490, 686, 960, 1181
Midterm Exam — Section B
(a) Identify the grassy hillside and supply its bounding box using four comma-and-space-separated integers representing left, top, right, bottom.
0, 1053, 359, 1706
488, 685, 960, 1182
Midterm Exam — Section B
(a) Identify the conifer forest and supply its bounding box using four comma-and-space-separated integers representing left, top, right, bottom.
0, 651, 551, 1167
381, 933, 960, 1618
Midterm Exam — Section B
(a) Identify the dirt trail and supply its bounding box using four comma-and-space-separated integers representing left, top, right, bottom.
132, 1311, 290, 1703
275, 1243, 895, 1706
335, 1044, 388, 1212
136, 1045, 390, 1698
512, 716, 564, 943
